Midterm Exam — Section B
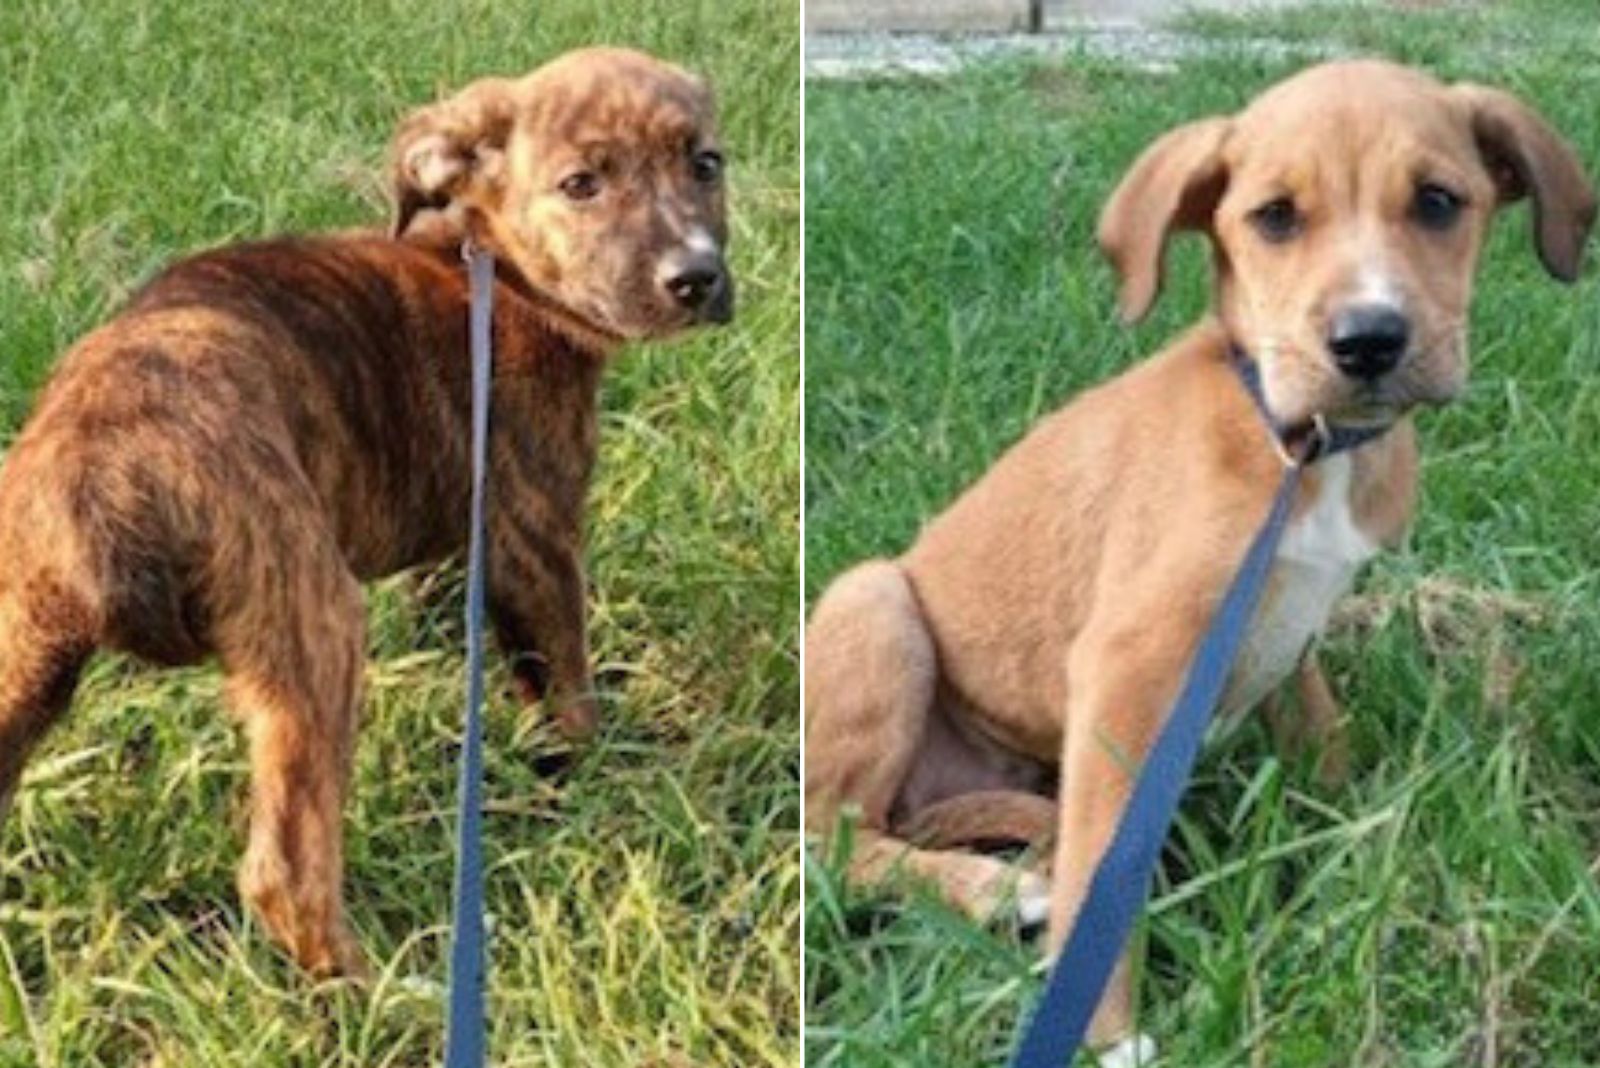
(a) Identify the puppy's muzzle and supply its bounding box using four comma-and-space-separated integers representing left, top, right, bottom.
1326, 302, 1409, 381
659, 249, 734, 324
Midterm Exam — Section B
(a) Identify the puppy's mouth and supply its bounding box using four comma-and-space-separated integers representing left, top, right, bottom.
1324, 388, 1407, 429
607, 290, 736, 340
1326, 347, 1465, 425
1263, 343, 1461, 432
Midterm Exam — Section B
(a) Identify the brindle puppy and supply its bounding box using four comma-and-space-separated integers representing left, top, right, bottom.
0, 47, 732, 977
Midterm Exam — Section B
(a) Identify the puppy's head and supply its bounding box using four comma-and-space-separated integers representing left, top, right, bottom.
391, 47, 732, 341
1099, 60, 1595, 428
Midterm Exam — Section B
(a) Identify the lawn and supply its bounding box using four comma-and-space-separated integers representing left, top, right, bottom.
804, 2, 1600, 1065
0, 2, 799, 1066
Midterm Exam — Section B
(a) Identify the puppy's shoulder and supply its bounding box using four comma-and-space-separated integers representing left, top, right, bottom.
1009, 319, 1232, 460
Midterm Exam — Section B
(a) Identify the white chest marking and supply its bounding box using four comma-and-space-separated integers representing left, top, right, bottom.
1219, 453, 1378, 728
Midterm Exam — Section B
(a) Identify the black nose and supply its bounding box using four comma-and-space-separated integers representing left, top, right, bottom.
663, 256, 725, 311
1327, 304, 1410, 380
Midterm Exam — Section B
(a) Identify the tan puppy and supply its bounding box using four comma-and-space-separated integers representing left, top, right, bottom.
0, 47, 730, 977
805, 60, 1593, 1063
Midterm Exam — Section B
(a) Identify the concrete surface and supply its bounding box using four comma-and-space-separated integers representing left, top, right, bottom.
806, 0, 1326, 34
807, 0, 1035, 33
1048, 0, 1324, 19
804, 23, 1334, 79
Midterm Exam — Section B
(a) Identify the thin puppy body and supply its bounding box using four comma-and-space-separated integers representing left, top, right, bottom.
0, 47, 732, 977
805, 60, 1593, 1063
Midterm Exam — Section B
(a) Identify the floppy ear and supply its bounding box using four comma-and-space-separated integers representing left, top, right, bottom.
390, 76, 521, 238
1453, 84, 1597, 282
1097, 118, 1230, 323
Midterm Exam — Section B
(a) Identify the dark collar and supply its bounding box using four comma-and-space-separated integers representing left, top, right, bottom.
1230, 348, 1392, 465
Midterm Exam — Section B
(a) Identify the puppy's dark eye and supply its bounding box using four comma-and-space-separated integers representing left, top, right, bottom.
559, 171, 601, 201
691, 150, 724, 185
1249, 197, 1302, 243
1412, 183, 1464, 230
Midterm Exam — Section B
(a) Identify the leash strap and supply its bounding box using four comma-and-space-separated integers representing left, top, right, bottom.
1008, 456, 1302, 1067
444, 242, 495, 1068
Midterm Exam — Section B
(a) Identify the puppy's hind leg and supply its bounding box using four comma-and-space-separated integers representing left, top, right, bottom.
217, 539, 369, 979
0, 581, 94, 821
805, 561, 1049, 925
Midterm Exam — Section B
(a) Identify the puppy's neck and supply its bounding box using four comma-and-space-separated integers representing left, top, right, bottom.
397, 209, 625, 360
484, 253, 626, 359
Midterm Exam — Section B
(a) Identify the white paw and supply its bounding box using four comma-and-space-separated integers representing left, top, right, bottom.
1014, 871, 1052, 929
1095, 1033, 1158, 1068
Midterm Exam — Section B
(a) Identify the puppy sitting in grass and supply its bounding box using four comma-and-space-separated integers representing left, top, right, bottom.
805, 60, 1592, 1065
0, 47, 732, 977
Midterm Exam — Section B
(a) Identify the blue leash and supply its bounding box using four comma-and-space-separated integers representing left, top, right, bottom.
1007, 354, 1385, 1067
443, 241, 495, 1068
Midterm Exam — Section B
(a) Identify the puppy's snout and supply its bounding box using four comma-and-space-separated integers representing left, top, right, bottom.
1326, 303, 1409, 380
665, 260, 721, 307
659, 247, 732, 324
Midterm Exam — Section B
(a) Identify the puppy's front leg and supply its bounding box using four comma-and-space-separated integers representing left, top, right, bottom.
1264, 649, 1351, 789
486, 511, 597, 740
1051, 610, 1219, 1064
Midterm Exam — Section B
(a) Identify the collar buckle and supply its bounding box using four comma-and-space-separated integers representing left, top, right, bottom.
1296, 413, 1331, 467
1232, 346, 1389, 467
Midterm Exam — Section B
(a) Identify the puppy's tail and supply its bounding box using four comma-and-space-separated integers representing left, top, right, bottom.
901, 790, 1058, 853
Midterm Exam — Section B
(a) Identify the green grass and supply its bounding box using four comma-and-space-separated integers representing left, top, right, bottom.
805, 3, 1600, 1066
0, 1, 799, 1065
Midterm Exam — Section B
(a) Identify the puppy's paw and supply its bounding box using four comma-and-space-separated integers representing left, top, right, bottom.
1014, 870, 1053, 932
1094, 1033, 1158, 1068
554, 696, 599, 741
968, 865, 1052, 931
1313, 734, 1353, 791
304, 930, 373, 984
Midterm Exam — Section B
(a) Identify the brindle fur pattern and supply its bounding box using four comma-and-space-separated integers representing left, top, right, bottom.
0, 47, 731, 977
